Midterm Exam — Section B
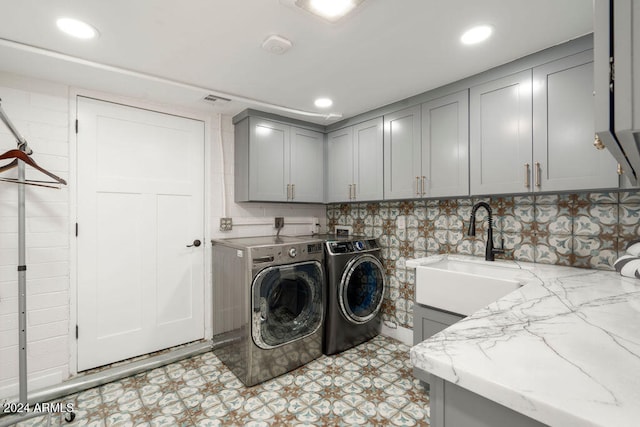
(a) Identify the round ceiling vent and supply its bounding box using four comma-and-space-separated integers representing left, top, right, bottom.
261, 35, 293, 55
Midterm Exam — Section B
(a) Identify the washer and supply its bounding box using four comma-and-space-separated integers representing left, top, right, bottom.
211, 236, 325, 386
320, 235, 386, 355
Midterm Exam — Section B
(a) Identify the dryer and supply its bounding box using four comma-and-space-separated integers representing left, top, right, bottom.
211, 236, 325, 386
321, 235, 386, 355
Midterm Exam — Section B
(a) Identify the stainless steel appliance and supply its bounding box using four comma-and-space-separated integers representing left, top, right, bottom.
320, 235, 386, 355
211, 236, 325, 386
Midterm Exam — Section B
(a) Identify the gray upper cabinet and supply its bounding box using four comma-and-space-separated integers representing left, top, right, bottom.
471, 55, 617, 196
236, 117, 324, 202
290, 126, 325, 202
421, 91, 469, 198
327, 126, 354, 203
327, 117, 383, 203
594, 0, 640, 185
470, 70, 533, 195
384, 106, 422, 199
353, 118, 384, 201
247, 118, 289, 201
533, 50, 618, 192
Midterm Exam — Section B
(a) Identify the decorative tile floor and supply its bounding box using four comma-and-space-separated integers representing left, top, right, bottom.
13, 336, 429, 426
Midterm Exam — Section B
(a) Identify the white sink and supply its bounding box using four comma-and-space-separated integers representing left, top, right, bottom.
414, 257, 525, 316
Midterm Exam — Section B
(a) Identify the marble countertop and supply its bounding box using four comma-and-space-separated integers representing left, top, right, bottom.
408, 255, 640, 427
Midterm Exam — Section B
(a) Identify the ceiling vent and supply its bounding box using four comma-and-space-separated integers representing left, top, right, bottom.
203, 94, 231, 104
262, 35, 293, 55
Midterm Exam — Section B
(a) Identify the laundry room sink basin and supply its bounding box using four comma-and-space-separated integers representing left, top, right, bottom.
411, 256, 526, 316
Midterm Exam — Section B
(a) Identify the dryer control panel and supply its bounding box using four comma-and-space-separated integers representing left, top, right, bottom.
326, 239, 378, 254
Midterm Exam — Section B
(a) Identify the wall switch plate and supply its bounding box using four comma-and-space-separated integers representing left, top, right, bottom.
275, 217, 284, 229
220, 217, 233, 231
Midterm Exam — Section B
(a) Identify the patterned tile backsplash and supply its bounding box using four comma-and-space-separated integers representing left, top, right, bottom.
326, 191, 640, 330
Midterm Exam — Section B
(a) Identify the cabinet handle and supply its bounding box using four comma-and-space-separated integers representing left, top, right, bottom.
524, 163, 530, 188
617, 163, 624, 175
348, 184, 353, 200
352, 183, 356, 200
421, 176, 426, 196
535, 162, 541, 187
416, 176, 420, 196
291, 184, 295, 200
286, 184, 291, 200
593, 134, 605, 150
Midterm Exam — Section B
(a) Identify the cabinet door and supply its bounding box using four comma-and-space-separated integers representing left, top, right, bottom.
353, 117, 384, 201
327, 127, 354, 203
249, 118, 289, 201
470, 70, 533, 195
384, 105, 422, 199
533, 50, 618, 192
290, 127, 324, 202
422, 91, 469, 198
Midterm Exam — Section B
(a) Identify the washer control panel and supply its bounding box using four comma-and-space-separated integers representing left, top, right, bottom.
249, 239, 324, 270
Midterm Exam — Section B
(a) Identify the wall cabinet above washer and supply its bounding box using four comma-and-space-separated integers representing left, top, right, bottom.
327, 117, 384, 203
235, 116, 324, 203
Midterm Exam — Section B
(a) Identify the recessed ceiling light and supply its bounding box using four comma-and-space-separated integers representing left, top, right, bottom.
460, 25, 493, 45
294, 0, 365, 23
56, 17, 98, 39
314, 98, 333, 108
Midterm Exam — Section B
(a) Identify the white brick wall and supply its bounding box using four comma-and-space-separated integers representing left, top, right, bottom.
0, 72, 327, 399
0, 77, 70, 398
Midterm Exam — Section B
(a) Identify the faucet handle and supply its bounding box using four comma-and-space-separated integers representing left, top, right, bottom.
492, 238, 506, 255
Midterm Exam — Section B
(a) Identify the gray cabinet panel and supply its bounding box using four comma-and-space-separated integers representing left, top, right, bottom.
353, 118, 384, 201
422, 376, 547, 427
533, 50, 618, 191
470, 70, 533, 195
613, 0, 640, 179
422, 91, 469, 198
593, 0, 636, 181
413, 304, 464, 345
327, 127, 354, 203
249, 118, 289, 201
384, 106, 422, 200
290, 127, 324, 203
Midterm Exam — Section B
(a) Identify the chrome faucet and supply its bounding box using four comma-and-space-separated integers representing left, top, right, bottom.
467, 202, 505, 261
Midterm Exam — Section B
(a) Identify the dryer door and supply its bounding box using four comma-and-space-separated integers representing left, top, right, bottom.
252, 260, 324, 349
339, 254, 386, 324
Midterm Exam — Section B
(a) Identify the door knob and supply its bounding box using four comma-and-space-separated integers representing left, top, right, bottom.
187, 239, 202, 248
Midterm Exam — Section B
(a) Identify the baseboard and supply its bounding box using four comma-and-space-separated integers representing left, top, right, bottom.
381, 322, 413, 346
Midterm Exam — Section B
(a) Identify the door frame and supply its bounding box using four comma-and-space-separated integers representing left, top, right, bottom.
68, 88, 212, 375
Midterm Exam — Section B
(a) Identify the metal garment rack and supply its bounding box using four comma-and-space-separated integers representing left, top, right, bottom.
0, 99, 73, 426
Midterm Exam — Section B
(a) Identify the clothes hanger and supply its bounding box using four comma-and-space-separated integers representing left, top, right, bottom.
0, 148, 67, 186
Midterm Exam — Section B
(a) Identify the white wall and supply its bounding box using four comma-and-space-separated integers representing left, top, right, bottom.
0, 71, 326, 399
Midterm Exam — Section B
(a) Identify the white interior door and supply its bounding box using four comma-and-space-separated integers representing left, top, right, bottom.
76, 97, 205, 371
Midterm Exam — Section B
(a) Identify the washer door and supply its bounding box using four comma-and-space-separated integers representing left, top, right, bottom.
339, 254, 386, 324
252, 260, 324, 349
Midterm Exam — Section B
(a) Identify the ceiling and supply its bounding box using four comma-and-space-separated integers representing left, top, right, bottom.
0, 0, 593, 124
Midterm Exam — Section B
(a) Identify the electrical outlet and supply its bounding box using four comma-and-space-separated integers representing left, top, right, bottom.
275, 217, 284, 229
219, 217, 233, 231
397, 215, 406, 231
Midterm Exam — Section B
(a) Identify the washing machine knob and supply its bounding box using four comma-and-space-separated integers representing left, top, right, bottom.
354, 241, 365, 251
288, 247, 297, 258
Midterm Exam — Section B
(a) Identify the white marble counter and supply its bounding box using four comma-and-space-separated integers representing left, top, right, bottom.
409, 255, 640, 427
